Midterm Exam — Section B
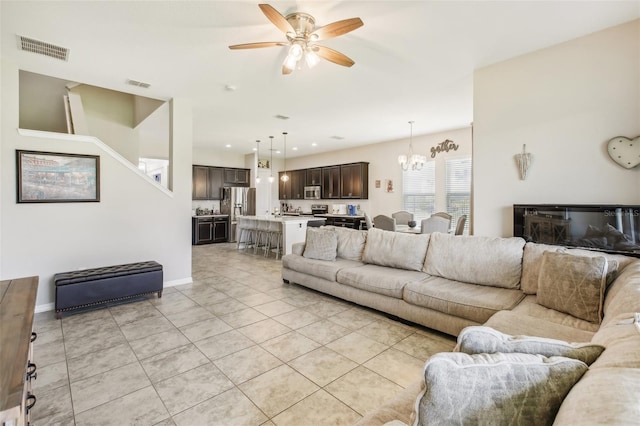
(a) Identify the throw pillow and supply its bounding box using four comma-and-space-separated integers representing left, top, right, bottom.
537, 251, 608, 324
362, 228, 430, 271
455, 326, 605, 365
414, 352, 588, 426
331, 226, 367, 261
303, 227, 338, 261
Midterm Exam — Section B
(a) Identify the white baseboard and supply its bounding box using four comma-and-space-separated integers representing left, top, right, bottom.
34, 277, 194, 313
35, 302, 55, 313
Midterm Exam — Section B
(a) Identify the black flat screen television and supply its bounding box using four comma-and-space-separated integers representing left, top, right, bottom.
513, 204, 640, 257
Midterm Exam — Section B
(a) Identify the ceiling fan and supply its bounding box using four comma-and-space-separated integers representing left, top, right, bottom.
229, 4, 363, 75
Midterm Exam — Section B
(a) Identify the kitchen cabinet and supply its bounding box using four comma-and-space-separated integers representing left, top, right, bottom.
341, 162, 368, 199
322, 166, 341, 199
192, 216, 229, 244
306, 168, 322, 186
278, 170, 304, 200
192, 166, 224, 200
224, 168, 250, 187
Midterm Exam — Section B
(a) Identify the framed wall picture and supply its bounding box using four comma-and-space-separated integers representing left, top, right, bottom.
16, 150, 100, 203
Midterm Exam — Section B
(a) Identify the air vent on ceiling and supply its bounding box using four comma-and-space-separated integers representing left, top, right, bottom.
17, 35, 69, 61
274, 114, 290, 120
330, 135, 345, 140
126, 79, 151, 89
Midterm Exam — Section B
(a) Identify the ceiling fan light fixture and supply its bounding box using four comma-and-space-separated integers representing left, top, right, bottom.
305, 47, 320, 68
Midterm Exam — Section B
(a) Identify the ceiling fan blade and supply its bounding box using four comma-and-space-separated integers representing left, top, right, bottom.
259, 3, 295, 35
313, 45, 355, 67
311, 18, 363, 41
229, 42, 286, 50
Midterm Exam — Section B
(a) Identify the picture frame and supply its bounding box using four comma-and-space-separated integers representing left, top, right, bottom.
17, 150, 100, 203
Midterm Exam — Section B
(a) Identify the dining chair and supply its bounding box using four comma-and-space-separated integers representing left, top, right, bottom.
432, 212, 452, 229
455, 215, 467, 235
420, 216, 450, 234
373, 215, 396, 231
391, 210, 414, 226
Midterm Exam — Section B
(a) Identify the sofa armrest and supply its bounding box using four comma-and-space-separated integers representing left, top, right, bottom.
292, 242, 305, 256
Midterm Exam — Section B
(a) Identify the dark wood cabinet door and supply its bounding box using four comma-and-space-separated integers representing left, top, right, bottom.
279, 171, 291, 200
196, 220, 213, 244
213, 219, 228, 242
290, 170, 304, 200
209, 167, 224, 200
340, 163, 368, 199
193, 166, 210, 200
223, 168, 250, 187
306, 168, 322, 186
322, 166, 341, 199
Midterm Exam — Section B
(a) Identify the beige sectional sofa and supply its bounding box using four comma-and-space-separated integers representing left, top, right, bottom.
281, 227, 640, 425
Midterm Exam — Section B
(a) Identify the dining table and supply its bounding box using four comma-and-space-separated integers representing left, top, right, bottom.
395, 224, 422, 234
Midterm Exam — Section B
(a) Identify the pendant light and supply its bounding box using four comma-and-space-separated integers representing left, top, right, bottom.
280, 132, 289, 182
268, 136, 275, 183
255, 140, 261, 184
398, 121, 425, 171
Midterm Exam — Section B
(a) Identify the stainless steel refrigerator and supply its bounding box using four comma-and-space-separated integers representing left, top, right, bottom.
220, 187, 256, 242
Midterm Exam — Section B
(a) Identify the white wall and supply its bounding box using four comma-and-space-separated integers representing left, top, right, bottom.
1, 61, 193, 310
473, 19, 640, 237
192, 146, 246, 168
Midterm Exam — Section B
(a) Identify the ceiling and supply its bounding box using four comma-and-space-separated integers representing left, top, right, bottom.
2, 1, 639, 158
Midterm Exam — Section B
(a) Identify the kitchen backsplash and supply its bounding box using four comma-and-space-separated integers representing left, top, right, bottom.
192, 200, 221, 214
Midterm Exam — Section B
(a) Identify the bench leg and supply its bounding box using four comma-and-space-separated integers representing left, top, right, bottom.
56, 311, 62, 320
157, 290, 163, 298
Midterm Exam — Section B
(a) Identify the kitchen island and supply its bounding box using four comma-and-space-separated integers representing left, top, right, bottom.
237, 216, 325, 256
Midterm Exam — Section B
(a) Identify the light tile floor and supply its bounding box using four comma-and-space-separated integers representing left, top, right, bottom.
31, 243, 455, 426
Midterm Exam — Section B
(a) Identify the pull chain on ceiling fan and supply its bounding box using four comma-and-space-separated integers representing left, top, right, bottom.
229, 3, 363, 74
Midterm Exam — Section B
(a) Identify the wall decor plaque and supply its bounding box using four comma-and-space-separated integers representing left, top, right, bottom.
607, 136, 640, 169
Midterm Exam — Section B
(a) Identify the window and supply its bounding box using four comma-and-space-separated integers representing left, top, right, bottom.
402, 156, 472, 233
402, 161, 435, 222
446, 158, 471, 234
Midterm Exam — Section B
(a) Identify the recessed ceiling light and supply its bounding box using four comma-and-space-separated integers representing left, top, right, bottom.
276, 150, 281, 154
292, 147, 298, 151
225, 144, 231, 148
252, 147, 257, 151
274, 114, 290, 120
311, 142, 317, 147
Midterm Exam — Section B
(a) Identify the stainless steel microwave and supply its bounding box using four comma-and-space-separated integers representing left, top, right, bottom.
304, 186, 321, 200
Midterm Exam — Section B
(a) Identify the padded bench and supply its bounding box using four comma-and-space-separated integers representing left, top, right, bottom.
54, 261, 163, 319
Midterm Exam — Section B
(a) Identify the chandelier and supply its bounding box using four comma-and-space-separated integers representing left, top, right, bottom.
398, 121, 425, 171
268, 136, 275, 183
280, 132, 289, 182
255, 140, 261, 184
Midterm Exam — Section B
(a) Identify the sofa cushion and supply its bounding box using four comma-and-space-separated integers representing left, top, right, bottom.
485, 310, 596, 343
455, 326, 604, 365
590, 313, 640, 369
303, 227, 338, 261
520, 242, 634, 295
423, 233, 525, 289
403, 277, 525, 324
537, 251, 608, 324
414, 352, 587, 426
553, 368, 640, 425
362, 228, 430, 272
337, 264, 429, 299
330, 226, 367, 261
602, 260, 640, 322
282, 254, 363, 282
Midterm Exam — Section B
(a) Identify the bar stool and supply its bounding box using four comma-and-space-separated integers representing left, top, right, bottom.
254, 219, 271, 255
238, 217, 256, 251
266, 220, 283, 259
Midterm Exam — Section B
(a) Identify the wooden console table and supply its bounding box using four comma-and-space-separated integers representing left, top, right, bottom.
0, 276, 39, 426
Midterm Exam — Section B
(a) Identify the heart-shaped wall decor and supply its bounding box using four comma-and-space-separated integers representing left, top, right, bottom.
607, 136, 640, 169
